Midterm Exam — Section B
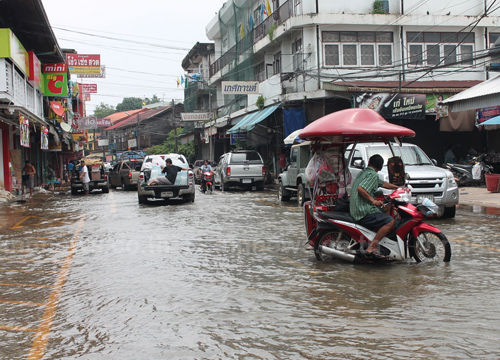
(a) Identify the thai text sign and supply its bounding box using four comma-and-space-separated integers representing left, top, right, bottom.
97, 118, 112, 127
42, 63, 68, 97
76, 116, 98, 130
66, 54, 101, 75
181, 112, 213, 121
222, 81, 259, 95
77, 65, 106, 78
355, 93, 426, 120
19, 114, 30, 148
82, 84, 98, 93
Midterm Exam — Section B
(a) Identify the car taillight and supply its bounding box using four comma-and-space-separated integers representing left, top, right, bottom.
139, 174, 144, 180
226, 166, 231, 176
262, 166, 266, 176
104, 174, 108, 180
188, 172, 194, 185
128, 171, 132, 179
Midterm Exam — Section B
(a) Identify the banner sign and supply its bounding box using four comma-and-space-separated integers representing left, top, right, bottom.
230, 132, 247, 145
0, 29, 28, 75
355, 93, 426, 120
97, 139, 109, 147
83, 93, 91, 101
66, 54, 101, 75
97, 118, 112, 127
42, 63, 68, 97
425, 94, 450, 119
128, 138, 137, 148
19, 114, 30, 148
82, 84, 98, 93
77, 65, 106, 78
181, 112, 213, 121
41, 126, 49, 150
222, 81, 259, 94
76, 116, 98, 130
27, 51, 42, 89
477, 106, 500, 124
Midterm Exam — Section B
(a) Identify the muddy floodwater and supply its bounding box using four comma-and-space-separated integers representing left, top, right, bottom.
1, 189, 500, 359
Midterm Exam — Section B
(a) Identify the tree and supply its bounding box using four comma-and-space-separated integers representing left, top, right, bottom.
144, 95, 161, 105
116, 97, 144, 112
93, 103, 116, 119
145, 128, 194, 160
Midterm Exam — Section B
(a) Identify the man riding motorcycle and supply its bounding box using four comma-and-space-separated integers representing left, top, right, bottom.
200, 160, 213, 193
350, 154, 399, 259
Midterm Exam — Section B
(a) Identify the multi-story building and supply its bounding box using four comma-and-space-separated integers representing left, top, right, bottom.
204, 0, 500, 164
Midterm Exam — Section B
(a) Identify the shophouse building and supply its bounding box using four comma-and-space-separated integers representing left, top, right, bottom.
202, 0, 500, 167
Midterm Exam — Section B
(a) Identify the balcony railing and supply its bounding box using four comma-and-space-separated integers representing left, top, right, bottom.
209, 0, 294, 78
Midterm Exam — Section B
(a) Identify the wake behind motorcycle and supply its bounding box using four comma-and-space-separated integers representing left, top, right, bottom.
445, 154, 493, 186
298, 108, 452, 264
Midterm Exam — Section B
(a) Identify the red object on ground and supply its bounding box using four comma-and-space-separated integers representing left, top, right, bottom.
485, 173, 500, 192
298, 108, 415, 142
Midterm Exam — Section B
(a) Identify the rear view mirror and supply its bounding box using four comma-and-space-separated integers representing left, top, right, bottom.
353, 159, 365, 169
431, 159, 438, 166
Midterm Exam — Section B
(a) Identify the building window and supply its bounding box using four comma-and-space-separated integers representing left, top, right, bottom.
292, 38, 303, 71
407, 32, 475, 67
254, 62, 266, 82
322, 31, 393, 67
274, 52, 282, 74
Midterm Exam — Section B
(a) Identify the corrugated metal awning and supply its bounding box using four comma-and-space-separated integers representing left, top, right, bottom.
441, 75, 500, 112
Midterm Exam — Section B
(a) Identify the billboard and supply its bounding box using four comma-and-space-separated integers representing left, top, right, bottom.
42, 63, 68, 97
77, 65, 106, 78
66, 54, 101, 75
355, 93, 426, 120
81, 84, 98, 93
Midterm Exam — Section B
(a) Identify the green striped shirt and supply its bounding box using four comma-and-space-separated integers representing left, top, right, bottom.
350, 167, 384, 221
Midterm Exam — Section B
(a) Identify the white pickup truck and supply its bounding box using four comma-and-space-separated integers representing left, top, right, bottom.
346, 142, 459, 218
214, 150, 266, 191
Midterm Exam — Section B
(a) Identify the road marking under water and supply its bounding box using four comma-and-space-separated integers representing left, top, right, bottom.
27, 216, 85, 360
0, 325, 37, 332
0, 282, 52, 288
255, 200, 300, 211
0, 300, 44, 307
109, 190, 117, 213
451, 238, 500, 252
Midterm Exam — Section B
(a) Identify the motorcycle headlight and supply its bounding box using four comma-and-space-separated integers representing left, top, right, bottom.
447, 173, 457, 187
399, 189, 411, 203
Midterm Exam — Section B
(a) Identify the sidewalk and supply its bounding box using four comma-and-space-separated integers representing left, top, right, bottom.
458, 186, 500, 209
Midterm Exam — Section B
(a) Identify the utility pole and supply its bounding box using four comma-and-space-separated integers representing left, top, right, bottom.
136, 113, 141, 150
172, 99, 178, 153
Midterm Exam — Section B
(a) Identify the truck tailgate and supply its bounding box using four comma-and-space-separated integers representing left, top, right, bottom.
230, 164, 263, 177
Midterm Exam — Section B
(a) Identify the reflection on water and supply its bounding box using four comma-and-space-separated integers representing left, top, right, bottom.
1, 191, 500, 359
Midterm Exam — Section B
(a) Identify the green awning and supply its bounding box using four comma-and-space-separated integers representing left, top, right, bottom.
227, 104, 280, 134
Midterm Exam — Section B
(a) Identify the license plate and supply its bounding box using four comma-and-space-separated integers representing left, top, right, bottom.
161, 191, 173, 197
242, 179, 252, 184
418, 195, 434, 203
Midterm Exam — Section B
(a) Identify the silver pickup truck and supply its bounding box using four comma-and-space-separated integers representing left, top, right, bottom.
214, 150, 266, 191
346, 142, 459, 218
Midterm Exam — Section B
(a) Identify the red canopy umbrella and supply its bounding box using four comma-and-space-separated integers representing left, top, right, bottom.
299, 108, 415, 142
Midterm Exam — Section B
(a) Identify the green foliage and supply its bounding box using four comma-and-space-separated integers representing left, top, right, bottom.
256, 95, 265, 110
372, 1, 387, 14
144, 128, 194, 160
143, 95, 161, 105
93, 103, 116, 119
116, 97, 144, 112
267, 23, 278, 41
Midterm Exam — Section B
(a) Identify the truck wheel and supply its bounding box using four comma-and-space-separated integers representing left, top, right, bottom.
297, 183, 307, 207
102, 186, 109, 194
185, 192, 195, 203
222, 181, 230, 191
443, 205, 456, 218
278, 182, 291, 202
121, 179, 127, 191
138, 195, 147, 204
71, 188, 78, 195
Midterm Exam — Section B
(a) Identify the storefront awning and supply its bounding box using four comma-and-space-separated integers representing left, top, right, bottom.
227, 104, 280, 134
441, 75, 500, 112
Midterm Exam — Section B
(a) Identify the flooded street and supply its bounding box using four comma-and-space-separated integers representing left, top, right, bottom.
1, 189, 500, 359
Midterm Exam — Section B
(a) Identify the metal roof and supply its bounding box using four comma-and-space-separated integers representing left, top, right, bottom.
440, 75, 500, 112
105, 107, 171, 131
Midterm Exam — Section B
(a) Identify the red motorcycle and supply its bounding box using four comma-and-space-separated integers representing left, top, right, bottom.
299, 108, 451, 264
305, 188, 451, 263
201, 171, 214, 194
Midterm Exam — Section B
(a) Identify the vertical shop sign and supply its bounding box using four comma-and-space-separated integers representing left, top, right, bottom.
41, 126, 49, 150
19, 114, 30, 148
42, 63, 68, 97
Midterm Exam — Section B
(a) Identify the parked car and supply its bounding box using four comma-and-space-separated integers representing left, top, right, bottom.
108, 157, 144, 190
278, 141, 311, 206
214, 150, 266, 191
137, 153, 195, 204
346, 142, 459, 217
192, 159, 216, 184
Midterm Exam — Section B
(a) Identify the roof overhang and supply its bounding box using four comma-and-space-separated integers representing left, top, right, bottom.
440, 75, 500, 112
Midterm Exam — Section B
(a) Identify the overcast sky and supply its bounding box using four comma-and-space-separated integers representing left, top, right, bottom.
41, 0, 223, 114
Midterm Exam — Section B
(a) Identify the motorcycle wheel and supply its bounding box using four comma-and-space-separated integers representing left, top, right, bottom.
410, 232, 451, 263
314, 230, 354, 261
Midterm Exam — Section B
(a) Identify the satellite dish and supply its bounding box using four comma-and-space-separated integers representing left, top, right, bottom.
60, 122, 71, 132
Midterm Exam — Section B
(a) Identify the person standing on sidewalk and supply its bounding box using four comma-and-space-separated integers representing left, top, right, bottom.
79, 160, 90, 195
46, 164, 56, 190
22, 160, 36, 198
